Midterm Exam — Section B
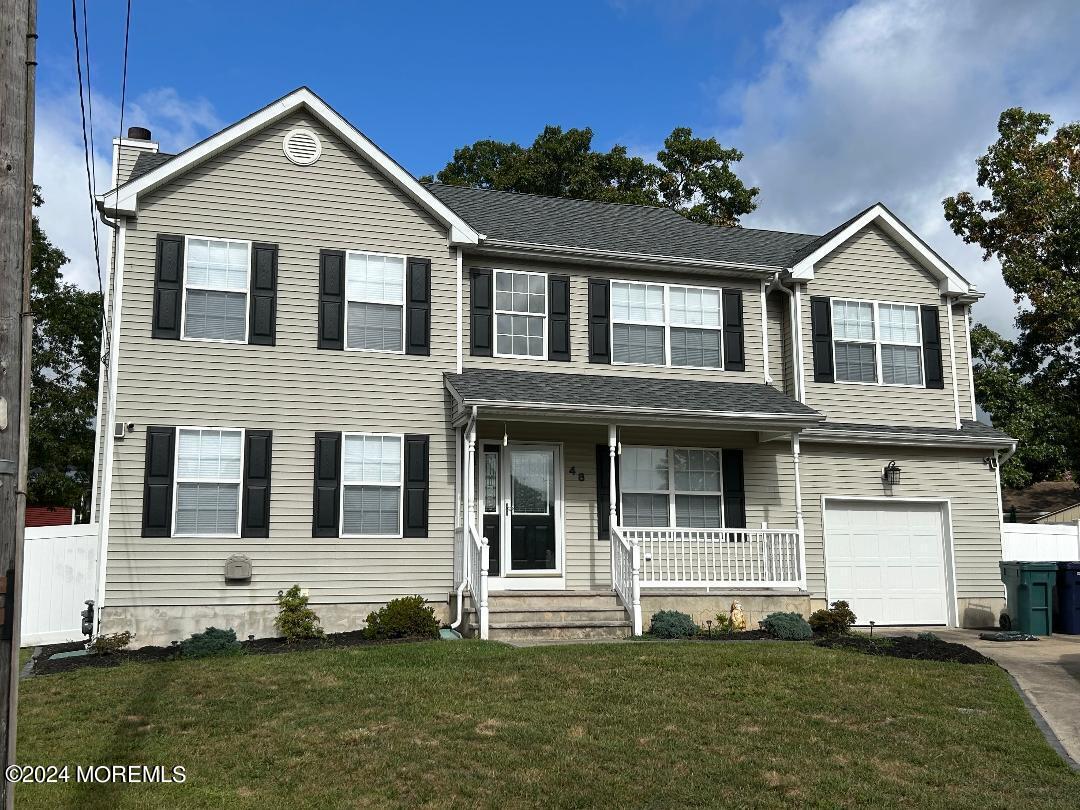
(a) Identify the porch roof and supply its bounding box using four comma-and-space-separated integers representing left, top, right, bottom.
445, 369, 824, 430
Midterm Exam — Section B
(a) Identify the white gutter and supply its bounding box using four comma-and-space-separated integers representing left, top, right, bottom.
94, 217, 126, 632
945, 295, 961, 429
760, 278, 771, 384
449, 406, 477, 630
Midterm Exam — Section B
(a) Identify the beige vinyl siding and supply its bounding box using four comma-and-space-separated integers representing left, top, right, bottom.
800, 224, 961, 426
104, 111, 458, 610
952, 302, 975, 420
114, 144, 154, 187
462, 257, 767, 383
799, 444, 1003, 599
765, 292, 791, 395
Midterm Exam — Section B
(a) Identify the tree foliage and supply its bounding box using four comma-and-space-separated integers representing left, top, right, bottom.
425, 125, 758, 227
29, 187, 102, 510
944, 108, 1080, 486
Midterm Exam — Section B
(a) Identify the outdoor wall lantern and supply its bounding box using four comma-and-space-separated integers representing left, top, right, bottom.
881, 461, 902, 486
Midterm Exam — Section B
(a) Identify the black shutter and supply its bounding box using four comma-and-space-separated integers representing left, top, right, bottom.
405, 257, 431, 356
403, 434, 430, 537
312, 432, 341, 537
595, 444, 620, 539
318, 250, 345, 350
249, 243, 278, 346
722, 289, 745, 371
548, 274, 571, 361
241, 430, 272, 537
810, 296, 834, 383
721, 448, 746, 529
141, 426, 176, 537
921, 304, 945, 389
152, 234, 184, 339
470, 268, 493, 356
588, 278, 610, 363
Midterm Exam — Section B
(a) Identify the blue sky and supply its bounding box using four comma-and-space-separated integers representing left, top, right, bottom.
33, 1, 1080, 334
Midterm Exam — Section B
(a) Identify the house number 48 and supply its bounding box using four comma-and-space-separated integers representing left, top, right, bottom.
568, 466, 585, 482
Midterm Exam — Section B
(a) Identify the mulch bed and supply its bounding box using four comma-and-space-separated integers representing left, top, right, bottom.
815, 634, 995, 665
30, 631, 429, 676
693, 629, 774, 641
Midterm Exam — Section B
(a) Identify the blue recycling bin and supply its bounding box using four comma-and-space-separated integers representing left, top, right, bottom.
1055, 562, 1080, 635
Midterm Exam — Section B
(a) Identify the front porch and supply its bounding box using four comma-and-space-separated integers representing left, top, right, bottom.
445, 369, 822, 639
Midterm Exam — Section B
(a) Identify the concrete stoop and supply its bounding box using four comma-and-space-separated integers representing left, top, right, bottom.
463, 590, 633, 642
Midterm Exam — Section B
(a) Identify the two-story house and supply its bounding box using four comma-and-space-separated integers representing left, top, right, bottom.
92, 88, 1014, 645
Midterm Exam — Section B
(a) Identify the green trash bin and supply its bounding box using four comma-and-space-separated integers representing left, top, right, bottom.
1000, 561, 1058, 636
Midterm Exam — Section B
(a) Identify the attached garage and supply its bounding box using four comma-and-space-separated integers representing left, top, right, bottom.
823, 499, 954, 626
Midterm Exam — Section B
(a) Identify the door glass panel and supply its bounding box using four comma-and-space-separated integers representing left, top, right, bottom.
483, 452, 499, 513
511, 449, 552, 515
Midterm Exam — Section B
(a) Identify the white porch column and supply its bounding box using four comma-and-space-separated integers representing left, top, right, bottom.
791, 432, 806, 590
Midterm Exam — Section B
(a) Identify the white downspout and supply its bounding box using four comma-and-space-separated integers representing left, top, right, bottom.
455, 247, 463, 374
769, 275, 804, 402
945, 296, 961, 429
964, 306, 977, 417
791, 432, 806, 590
760, 278, 771, 384
449, 407, 477, 630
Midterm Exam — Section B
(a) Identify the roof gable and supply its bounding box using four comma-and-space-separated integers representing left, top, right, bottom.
97, 88, 479, 245
789, 203, 974, 295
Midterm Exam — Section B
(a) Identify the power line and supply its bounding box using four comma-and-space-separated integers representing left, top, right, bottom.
80, 0, 98, 206
70, 0, 104, 310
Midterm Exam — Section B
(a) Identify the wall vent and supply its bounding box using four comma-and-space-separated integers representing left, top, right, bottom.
282, 128, 322, 165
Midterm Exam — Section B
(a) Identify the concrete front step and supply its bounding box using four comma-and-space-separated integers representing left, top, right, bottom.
487, 619, 632, 642
486, 606, 629, 624
484, 590, 623, 610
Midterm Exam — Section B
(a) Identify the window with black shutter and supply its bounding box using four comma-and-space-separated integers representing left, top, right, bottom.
588, 278, 610, 363
242, 430, 273, 537
152, 235, 184, 340
810, 296, 834, 383
722, 289, 745, 371
721, 449, 746, 529
405, 257, 431, 355
312, 432, 341, 537
318, 250, 345, 350
470, 268, 493, 356
249, 243, 278, 345
403, 435, 430, 537
548, 274, 571, 361
142, 426, 176, 536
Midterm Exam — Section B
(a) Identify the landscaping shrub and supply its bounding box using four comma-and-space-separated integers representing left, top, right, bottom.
364, 595, 440, 640
808, 600, 857, 635
713, 612, 736, 633
917, 631, 940, 642
180, 627, 242, 658
759, 612, 813, 640
648, 610, 698, 639
89, 631, 133, 655
276, 585, 325, 640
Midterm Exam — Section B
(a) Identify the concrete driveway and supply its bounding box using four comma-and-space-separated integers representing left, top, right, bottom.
884, 627, 1080, 769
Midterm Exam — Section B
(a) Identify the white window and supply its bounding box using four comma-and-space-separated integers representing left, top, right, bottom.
173, 427, 244, 536
611, 281, 724, 369
341, 433, 403, 536
345, 251, 406, 352
620, 446, 725, 529
494, 269, 546, 358
832, 298, 923, 386
183, 237, 250, 342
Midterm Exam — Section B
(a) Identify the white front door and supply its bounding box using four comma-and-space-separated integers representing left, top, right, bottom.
824, 501, 949, 625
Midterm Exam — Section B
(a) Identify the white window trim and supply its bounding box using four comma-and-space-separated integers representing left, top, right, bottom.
619, 445, 726, 529
339, 431, 405, 539
343, 250, 408, 355
171, 426, 245, 539
830, 296, 924, 388
180, 235, 251, 344
493, 268, 548, 360
610, 280, 725, 371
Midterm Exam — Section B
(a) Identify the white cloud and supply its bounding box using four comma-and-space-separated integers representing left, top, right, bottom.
726, 0, 1080, 336
33, 88, 220, 291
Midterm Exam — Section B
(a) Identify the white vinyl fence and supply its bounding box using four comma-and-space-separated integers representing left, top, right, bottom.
1002, 521, 1080, 562
21, 524, 98, 646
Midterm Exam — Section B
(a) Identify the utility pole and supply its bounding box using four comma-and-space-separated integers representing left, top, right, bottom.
0, 0, 37, 805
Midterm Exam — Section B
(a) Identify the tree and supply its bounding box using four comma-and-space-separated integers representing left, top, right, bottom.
28, 187, 102, 512
425, 125, 758, 226
944, 108, 1080, 487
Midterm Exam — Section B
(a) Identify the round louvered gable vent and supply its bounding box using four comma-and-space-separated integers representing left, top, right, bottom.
282, 128, 322, 165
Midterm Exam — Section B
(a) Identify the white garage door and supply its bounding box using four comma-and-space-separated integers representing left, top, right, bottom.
824, 501, 949, 625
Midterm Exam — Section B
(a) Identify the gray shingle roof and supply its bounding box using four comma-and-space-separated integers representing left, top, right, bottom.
128, 151, 175, 182
427, 183, 819, 269
445, 369, 823, 422
807, 419, 1014, 444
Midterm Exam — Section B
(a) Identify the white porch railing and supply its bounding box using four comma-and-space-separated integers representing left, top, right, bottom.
611, 527, 642, 635
466, 524, 490, 639
621, 527, 803, 588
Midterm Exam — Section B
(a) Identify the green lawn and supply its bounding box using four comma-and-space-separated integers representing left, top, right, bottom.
15, 641, 1079, 808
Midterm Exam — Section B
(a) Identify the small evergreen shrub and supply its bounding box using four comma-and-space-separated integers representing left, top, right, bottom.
808, 600, 857, 635
275, 585, 325, 640
179, 627, 242, 658
917, 631, 940, 642
648, 610, 698, 639
89, 631, 133, 655
713, 612, 736, 633
364, 596, 440, 640
759, 612, 813, 640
